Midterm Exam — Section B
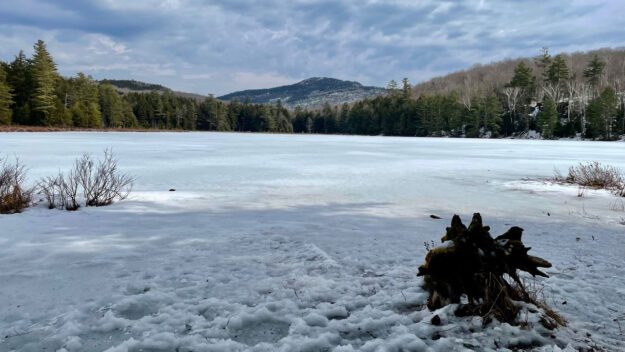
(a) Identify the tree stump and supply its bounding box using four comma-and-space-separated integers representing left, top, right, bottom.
417, 213, 564, 328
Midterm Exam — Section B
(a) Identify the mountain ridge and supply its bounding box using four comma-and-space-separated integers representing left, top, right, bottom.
218, 77, 386, 108
100, 79, 207, 101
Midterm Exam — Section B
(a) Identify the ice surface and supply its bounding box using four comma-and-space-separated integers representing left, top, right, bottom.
1, 132, 624, 351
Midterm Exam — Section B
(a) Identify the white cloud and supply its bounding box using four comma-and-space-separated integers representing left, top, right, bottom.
1, 0, 623, 95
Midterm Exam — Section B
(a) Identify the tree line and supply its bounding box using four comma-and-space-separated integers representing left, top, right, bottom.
1, 41, 624, 139
412, 48, 625, 140
0, 40, 294, 132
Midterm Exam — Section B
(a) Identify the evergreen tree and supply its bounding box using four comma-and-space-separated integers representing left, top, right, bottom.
539, 97, 558, 138
547, 55, 569, 85
338, 103, 350, 131
261, 105, 276, 132
320, 102, 335, 133
305, 114, 313, 133
121, 100, 139, 128
386, 80, 399, 96
482, 95, 503, 137
587, 87, 618, 139
510, 61, 535, 130
68, 73, 101, 127
464, 103, 481, 138
99, 84, 124, 128
584, 54, 605, 89
534, 47, 551, 82
30, 40, 59, 125
401, 78, 411, 99
6, 51, 31, 124
0, 65, 13, 125
198, 96, 229, 131
510, 61, 535, 89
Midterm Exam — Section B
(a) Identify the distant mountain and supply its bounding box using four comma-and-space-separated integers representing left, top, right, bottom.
100, 79, 207, 101
100, 79, 169, 92
218, 77, 387, 108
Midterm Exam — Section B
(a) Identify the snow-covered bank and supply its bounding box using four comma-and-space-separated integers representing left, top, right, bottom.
1, 133, 624, 351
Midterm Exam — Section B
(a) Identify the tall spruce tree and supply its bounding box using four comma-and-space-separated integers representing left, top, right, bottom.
547, 55, 569, 85
68, 73, 101, 127
0, 65, 13, 125
401, 78, 411, 99
482, 95, 503, 137
6, 51, 32, 124
510, 61, 535, 88
30, 40, 58, 125
584, 54, 605, 87
510, 61, 535, 130
587, 87, 618, 139
99, 84, 124, 128
539, 97, 558, 138
534, 47, 551, 82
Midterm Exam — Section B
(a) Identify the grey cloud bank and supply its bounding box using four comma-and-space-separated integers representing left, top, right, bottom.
1, 0, 623, 95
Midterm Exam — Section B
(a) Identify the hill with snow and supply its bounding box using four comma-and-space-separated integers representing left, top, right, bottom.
218, 77, 387, 108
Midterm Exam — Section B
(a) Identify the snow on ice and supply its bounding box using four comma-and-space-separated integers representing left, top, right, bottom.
1, 132, 624, 351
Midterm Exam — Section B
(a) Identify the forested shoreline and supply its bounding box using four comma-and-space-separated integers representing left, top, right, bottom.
1, 41, 624, 140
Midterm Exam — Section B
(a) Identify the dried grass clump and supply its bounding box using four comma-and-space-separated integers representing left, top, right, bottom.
0, 158, 32, 214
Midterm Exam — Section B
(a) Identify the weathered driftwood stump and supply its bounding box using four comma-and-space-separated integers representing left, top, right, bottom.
418, 213, 564, 328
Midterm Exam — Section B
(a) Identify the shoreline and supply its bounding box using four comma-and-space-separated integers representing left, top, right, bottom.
1, 125, 623, 142
0, 125, 187, 133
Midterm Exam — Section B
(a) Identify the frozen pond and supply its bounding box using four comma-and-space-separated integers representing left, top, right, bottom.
2, 132, 625, 219
1, 132, 624, 351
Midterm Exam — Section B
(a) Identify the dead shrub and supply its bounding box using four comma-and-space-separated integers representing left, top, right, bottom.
0, 158, 32, 214
39, 150, 132, 209
38, 170, 81, 211
564, 161, 623, 189
615, 185, 625, 198
76, 149, 133, 207
62, 168, 81, 210
39, 174, 61, 209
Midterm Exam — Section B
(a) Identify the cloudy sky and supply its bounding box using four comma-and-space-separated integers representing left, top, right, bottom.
0, 0, 623, 95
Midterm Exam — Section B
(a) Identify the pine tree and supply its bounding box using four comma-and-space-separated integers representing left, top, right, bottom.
261, 105, 276, 132
482, 95, 502, 137
321, 102, 334, 133
338, 103, 350, 131
510, 61, 535, 88
546, 55, 569, 85
0, 65, 13, 125
402, 78, 411, 99
587, 87, 618, 139
6, 51, 31, 124
534, 47, 551, 82
539, 97, 558, 138
99, 84, 124, 128
583, 54, 605, 89
30, 40, 59, 125
121, 100, 139, 128
510, 61, 535, 131
386, 80, 399, 95
67, 73, 101, 127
